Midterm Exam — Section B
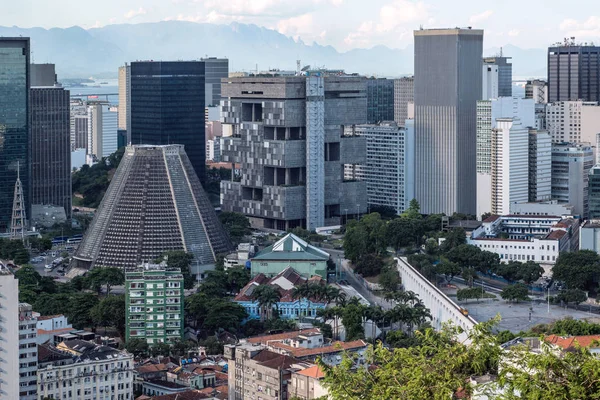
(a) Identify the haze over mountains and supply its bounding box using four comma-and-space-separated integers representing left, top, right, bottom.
0, 21, 547, 78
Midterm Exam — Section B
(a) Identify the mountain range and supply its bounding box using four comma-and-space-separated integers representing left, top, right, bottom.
0, 22, 548, 79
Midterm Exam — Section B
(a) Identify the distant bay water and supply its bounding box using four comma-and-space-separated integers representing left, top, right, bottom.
67, 79, 118, 104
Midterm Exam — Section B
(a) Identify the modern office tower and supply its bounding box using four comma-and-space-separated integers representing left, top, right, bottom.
202, 57, 229, 107
206, 139, 221, 162
30, 63, 56, 86
125, 261, 184, 344
482, 63, 499, 100
18, 303, 38, 400
525, 79, 548, 104
483, 56, 513, 97
534, 103, 547, 130
414, 28, 483, 215
551, 143, 594, 217
588, 165, 600, 219
0, 38, 29, 232
366, 78, 394, 124
393, 76, 414, 126
476, 97, 535, 217
548, 43, 600, 102
349, 121, 415, 215
30, 74, 71, 220
118, 64, 131, 134
528, 129, 553, 202
73, 145, 231, 274
488, 119, 529, 215
130, 61, 206, 182
71, 114, 88, 150
220, 75, 367, 231
87, 103, 118, 160
0, 266, 19, 398
546, 101, 600, 144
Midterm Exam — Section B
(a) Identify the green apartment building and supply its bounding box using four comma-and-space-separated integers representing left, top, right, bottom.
125, 262, 185, 344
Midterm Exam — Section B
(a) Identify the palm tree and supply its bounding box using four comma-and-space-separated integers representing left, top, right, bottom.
323, 286, 345, 306
251, 285, 281, 322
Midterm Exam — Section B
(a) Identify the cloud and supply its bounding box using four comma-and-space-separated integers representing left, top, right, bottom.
124, 7, 147, 19
469, 10, 493, 25
508, 29, 520, 37
560, 16, 600, 38
277, 14, 314, 35
344, 0, 431, 47
164, 11, 244, 23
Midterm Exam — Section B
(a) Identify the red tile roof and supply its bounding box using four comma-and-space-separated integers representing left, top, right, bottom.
37, 314, 63, 321
483, 215, 500, 223
546, 230, 567, 240
136, 363, 168, 374
545, 334, 600, 349
272, 340, 367, 358
296, 365, 325, 379
246, 328, 321, 344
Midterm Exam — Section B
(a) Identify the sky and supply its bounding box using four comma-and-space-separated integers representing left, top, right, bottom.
3, 0, 600, 51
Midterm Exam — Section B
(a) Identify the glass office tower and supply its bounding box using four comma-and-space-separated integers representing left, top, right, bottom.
129, 61, 206, 182
0, 38, 29, 231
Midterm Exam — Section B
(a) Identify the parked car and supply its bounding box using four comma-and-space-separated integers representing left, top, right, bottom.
44, 264, 52, 270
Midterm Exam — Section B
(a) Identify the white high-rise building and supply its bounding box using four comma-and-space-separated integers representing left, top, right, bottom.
393, 77, 414, 127
0, 266, 19, 399
18, 303, 38, 400
118, 64, 131, 134
87, 103, 118, 162
206, 138, 221, 162
528, 129, 552, 202
351, 121, 415, 215
546, 101, 600, 144
482, 63, 499, 100
476, 97, 535, 218
551, 143, 594, 217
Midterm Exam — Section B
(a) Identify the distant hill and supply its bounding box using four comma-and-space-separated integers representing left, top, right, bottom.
0, 22, 547, 78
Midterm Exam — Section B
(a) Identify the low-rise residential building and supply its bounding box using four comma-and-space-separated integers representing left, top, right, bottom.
468, 214, 580, 266
288, 365, 328, 400
234, 267, 326, 320
37, 340, 134, 400
125, 262, 184, 344
36, 314, 73, 344
251, 233, 330, 279
223, 243, 255, 269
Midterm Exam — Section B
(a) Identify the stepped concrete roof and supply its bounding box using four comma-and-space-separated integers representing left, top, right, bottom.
253, 233, 329, 261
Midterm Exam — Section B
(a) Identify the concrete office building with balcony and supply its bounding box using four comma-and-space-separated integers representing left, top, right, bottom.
548, 44, 600, 102
220, 75, 367, 231
0, 266, 19, 398
125, 262, 184, 344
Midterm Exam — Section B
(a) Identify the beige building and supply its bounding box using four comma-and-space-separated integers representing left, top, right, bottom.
288, 365, 328, 400
546, 101, 600, 147
118, 64, 131, 134
0, 266, 19, 399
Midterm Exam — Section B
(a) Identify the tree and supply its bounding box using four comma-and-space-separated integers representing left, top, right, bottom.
252, 285, 281, 321
555, 289, 588, 309
386, 217, 415, 250
202, 300, 248, 332
219, 211, 251, 244
439, 228, 466, 252
553, 250, 600, 291
436, 261, 461, 283
126, 338, 149, 358
226, 266, 251, 293
456, 287, 486, 303
354, 254, 384, 277
14, 265, 41, 286
86, 267, 124, 295
199, 336, 224, 355
495, 261, 522, 282
401, 199, 421, 220
66, 292, 100, 329
91, 295, 126, 336
379, 265, 400, 293
150, 342, 172, 358
340, 298, 367, 341
29, 237, 52, 252
163, 250, 195, 289
519, 261, 544, 284
446, 244, 482, 270
500, 283, 529, 303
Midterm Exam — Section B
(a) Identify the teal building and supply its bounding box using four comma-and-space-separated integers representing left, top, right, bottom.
251, 234, 330, 279
125, 262, 184, 344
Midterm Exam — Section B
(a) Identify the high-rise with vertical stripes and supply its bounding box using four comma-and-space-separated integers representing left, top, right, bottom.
414, 28, 483, 215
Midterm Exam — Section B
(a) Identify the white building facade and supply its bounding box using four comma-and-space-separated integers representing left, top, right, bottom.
551, 143, 594, 218
482, 63, 499, 100
18, 303, 38, 400
528, 128, 553, 202
546, 101, 600, 146
0, 267, 19, 399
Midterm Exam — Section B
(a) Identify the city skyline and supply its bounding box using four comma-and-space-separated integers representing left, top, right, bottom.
2, 0, 600, 52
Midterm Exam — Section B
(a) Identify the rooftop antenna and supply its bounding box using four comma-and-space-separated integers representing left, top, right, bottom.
500, 46, 503, 57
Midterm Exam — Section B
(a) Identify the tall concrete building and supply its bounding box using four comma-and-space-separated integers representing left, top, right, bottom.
525, 79, 548, 104
0, 38, 29, 231
528, 129, 553, 203
348, 121, 415, 215
393, 76, 414, 126
130, 61, 206, 182
483, 56, 512, 97
73, 145, 231, 273
87, 103, 118, 161
546, 101, 600, 144
18, 303, 38, 400
220, 75, 367, 230
0, 266, 19, 399
202, 57, 229, 107
30, 63, 56, 86
476, 97, 535, 217
366, 78, 394, 124
30, 65, 71, 220
482, 63, 499, 100
548, 44, 600, 102
118, 64, 131, 134
414, 28, 483, 215
551, 143, 594, 217
588, 165, 600, 219
125, 261, 184, 344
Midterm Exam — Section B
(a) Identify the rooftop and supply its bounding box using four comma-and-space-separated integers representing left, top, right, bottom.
296, 365, 325, 379
246, 328, 321, 345
252, 233, 330, 262
545, 335, 600, 350
270, 340, 367, 358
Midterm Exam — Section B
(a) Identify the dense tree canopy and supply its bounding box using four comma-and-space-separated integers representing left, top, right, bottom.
500, 283, 530, 303
219, 211, 251, 245
71, 147, 124, 208
0, 238, 29, 264
553, 250, 600, 291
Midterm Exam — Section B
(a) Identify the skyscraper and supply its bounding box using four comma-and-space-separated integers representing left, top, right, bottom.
130, 61, 206, 182
366, 78, 394, 124
393, 77, 414, 126
483, 56, 512, 97
528, 129, 552, 203
30, 75, 71, 219
202, 57, 229, 107
588, 165, 600, 219
0, 267, 19, 398
548, 44, 600, 102
0, 38, 29, 231
482, 63, 499, 100
551, 143, 594, 217
118, 64, 130, 134
87, 103, 118, 161
414, 28, 483, 215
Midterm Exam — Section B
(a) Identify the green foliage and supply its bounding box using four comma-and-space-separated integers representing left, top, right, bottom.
553, 250, 600, 291
495, 330, 516, 344
125, 338, 150, 358
439, 228, 467, 252
436, 261, 461, 283
85, 267, 124, 295
71, 147, 124, 207
186, 292, 248, 333
343, 213, 387, 263
29, 237, 52, 252
252, 285, 281, 321
456, 287, 486, 302
340, 298, 367, 341
495, 261, 544, 284
0, 238, 30, 264
354, 254, 384, 277
500, 283, 530, 303
161, 250, 195, 289
554, 289, 588, 308
385, 330, 419, 348
199, 336, 225, 355
368, 205, 397, 220
287, 226, 326, 244
378, 265, 400, 293
219, 212, 251, 244
91, 295, 126, 336
66, 292, 100, 329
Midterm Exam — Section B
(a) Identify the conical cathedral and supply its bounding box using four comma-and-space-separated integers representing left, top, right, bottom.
73, 145, 232, 271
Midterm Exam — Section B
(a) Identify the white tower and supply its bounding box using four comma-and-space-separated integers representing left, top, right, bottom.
10, 162, 27, 240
